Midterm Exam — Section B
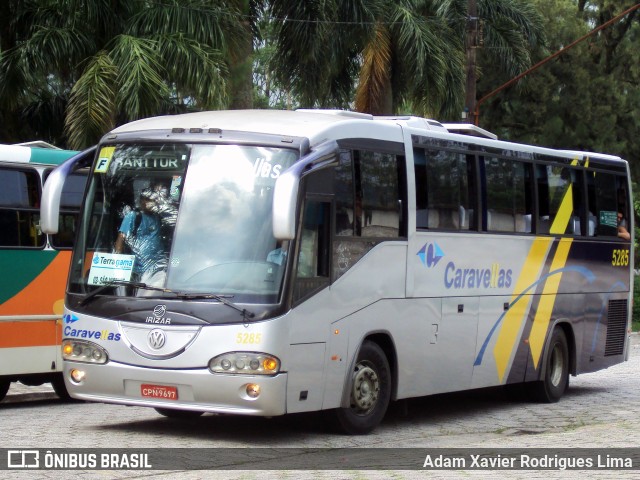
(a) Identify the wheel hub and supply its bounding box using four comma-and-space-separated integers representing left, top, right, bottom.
549, 344, 564, 387
351, 363, 380, 414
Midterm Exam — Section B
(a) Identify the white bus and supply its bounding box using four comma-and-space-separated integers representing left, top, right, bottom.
41, 110, 633, 433
0, 143, 90, 401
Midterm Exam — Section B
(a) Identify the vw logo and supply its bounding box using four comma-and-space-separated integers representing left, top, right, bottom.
153, 305, 167, 319
148, 329, 166, 350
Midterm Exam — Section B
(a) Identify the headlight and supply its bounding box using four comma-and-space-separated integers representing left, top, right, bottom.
209, 352, 280, 375
62, 339, 108, 364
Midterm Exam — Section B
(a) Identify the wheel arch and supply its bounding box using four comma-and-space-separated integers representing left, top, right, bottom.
543, 319, 577, 377
340, 331, 398, 407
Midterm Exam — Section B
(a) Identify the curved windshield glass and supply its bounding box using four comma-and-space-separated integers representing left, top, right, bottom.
69, 143, 297, 303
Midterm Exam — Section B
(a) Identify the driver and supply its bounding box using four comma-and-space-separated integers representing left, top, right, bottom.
114, 189, 166, 286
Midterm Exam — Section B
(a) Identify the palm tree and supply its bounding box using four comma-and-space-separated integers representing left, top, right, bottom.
354, 0, 465, 117
0, 0, 240, 148
268, 0, 374, 109
268, 0, 545, 118
0, 0, 65, 143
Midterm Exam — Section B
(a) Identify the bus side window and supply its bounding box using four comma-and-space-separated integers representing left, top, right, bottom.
335, 150, 355, 236
293, 199, 330, 303
0, 167, 44, 247
358, 150, 403, 237
536, 164, 582, 235
416, 148, 475, 231
484, 157, 530, 233
587, 172, 619, 237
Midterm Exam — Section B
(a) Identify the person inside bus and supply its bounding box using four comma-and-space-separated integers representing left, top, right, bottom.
617, 211, 631, 241
114, 189, 166, 286
267, 241, 288, 265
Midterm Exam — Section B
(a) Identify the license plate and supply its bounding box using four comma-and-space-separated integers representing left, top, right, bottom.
141, 384, 178, 400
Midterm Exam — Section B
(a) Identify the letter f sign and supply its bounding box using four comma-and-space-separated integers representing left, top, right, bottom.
94, 146, 116, 173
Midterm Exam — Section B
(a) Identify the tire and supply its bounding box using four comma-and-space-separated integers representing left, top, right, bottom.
0, 380, 10, 402
527, 327, 569, 403
51, 374, 74, 401
330, 341, 391, 435
154, 408, 204, 419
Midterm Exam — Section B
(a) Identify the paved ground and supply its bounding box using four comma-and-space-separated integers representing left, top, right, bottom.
2, 334, 640, 479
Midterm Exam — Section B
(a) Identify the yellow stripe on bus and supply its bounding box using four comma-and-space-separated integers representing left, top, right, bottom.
529, 237, 573, 369
550, 184, 573, 235
493, 237, 552, 382
527, 171, 576, 367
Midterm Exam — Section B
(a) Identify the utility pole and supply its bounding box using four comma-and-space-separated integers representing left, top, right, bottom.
464, 0, 479, 124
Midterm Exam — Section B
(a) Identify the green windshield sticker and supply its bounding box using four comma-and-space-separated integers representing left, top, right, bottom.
599, 210, 617, 228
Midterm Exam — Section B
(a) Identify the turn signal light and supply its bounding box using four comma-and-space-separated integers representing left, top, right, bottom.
263, 358, 278, 371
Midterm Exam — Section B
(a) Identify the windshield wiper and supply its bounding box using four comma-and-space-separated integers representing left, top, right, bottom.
79, 281, 256, 321
170, 292, 256, 321
79, 280, 168, 306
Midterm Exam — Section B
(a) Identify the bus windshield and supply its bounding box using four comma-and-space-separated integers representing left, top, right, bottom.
69, 143, 297, 303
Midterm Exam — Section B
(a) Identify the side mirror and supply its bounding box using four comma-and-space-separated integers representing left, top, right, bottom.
41, 147, 96, 234
272, 141, 338, 240
272, 170, 299, 240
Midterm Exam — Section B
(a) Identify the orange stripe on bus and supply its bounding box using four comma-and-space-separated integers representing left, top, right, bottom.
0, 320, 61, 348
0, 251, 71, 316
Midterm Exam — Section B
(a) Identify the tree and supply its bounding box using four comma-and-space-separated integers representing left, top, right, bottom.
354, 1, 465, 117
252, 15, 296, 109
0, 0, 71, 143
0, 0, 241, 148
227, 0, 267, 109
268, 0, 371, 109
478, 0, 640, 180
267, 0, 545, 118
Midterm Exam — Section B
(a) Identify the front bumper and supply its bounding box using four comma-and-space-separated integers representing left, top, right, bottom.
63, 360, 287, 416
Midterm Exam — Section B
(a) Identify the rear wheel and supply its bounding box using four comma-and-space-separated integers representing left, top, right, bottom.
154, 408, 204, 419
0, 380, 10, 402
330, 341, 391, 435
527, 327, 569, 403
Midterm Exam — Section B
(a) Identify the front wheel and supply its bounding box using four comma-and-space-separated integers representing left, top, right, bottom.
330, 341, 391, 435
527, 327, 569, 403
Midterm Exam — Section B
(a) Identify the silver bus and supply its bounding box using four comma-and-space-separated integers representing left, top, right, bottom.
41, 110, 633, 433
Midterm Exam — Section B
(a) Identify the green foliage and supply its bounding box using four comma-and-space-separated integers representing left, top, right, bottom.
0, 0, 236, 148
633, 278, 640, 332
267, 0, 544, 117
0, 0, 636, 157
65, 51, 117, 149
479, 0, 640, 186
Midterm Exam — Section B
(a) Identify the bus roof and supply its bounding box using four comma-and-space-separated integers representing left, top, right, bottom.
0, 144, 79, 166
109, 109, 411, 142
107, 109, 625, 165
